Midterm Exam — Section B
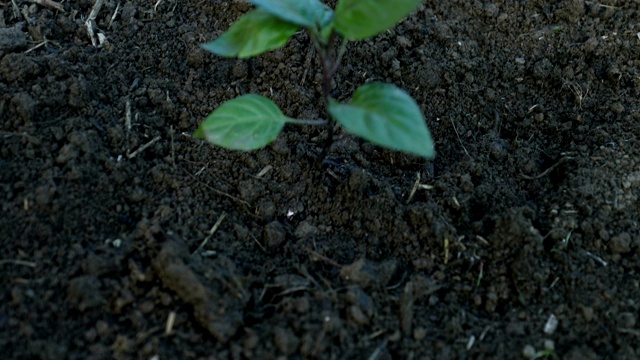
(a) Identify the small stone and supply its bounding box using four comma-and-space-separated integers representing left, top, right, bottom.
544, 339, 555, 351
611, 102, 624, 114
84, 327, 97, 342
618, 312, 636, 328
112, 335, 134, 354
1, 53, 41, 82
581, 306, 595, 322
256, 199, 276, 221
273, 327, 298, 355
232, 60, 248, 78
348, 305, 369, 325
413, 327, 427, 340
10, 92, 37, 122
0, 23, 28, 54
67, 276, 105, 311
598, 228, 610, 241
506, 321, 526, 335
610, 232, 631, 254
263, 221, 286, 248
96, 320, 109, 337
523, 345, 536, 358
387, 330, 401, 342
294, 221, 319, 239
295, 297, 309, 313
139, 300, 155, 314
543, 314, 558, 335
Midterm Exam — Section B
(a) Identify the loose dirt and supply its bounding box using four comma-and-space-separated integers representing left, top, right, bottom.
1, 0, 639, 358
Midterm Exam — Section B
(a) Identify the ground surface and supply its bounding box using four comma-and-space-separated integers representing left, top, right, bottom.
1, 0, 640, 359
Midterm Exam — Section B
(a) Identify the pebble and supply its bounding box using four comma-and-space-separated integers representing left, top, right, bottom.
522, 345, 536, 358
348, 305, 369, 325
263, 221, 286, 248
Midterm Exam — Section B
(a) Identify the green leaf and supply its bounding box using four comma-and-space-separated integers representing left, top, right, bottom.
201, 9, 299, 58
328, 82, 435, 158
334, 0, 423, 40
250, 0, 333, 29
197, 95, 287, 151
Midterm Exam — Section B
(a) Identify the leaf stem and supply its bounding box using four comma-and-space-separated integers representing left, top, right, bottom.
315, 30, 342, 160
330, 38, 348, 76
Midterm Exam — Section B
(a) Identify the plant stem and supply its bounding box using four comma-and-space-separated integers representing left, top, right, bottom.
330, 38, 348, 76
317, 32, 338, 161
287, 118, 327, 126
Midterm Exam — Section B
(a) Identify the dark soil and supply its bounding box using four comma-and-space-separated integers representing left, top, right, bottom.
2, 0, 640, 358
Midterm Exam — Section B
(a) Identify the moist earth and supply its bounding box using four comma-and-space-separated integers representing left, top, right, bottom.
1, 0, 639, 359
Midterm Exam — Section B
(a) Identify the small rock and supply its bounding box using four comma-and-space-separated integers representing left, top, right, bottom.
340, 258, 397, 288
610, 102, 624, 114
543, 314, 558, 334
387, 330, 401, 342
345, 287, 374, 318
232, 60, 248, 78
0, 54, 41, 82
506, 321, 526, 335
555, 0, 585, 23
348, 168, 369, 193
263, 221, 286, 248
67, 275, 105, 311
522, 345, 536, 358
255, 199, 276, 221
544, 339, 555, 351
617, 312, 636, 328
294, 221, 319, 239
348, 305, 369, 325
112, 335, 134, 354
0, 23, 27, 55
581, 306, 595, 322
413, 327, 427, 340
273, 327, 299, 355
56, 144, 78, 164
10, 92, 37, 123
610, 232, 631, 254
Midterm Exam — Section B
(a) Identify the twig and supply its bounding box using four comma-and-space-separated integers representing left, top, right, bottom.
583, 250, 608, 267
180, 166, 250, 208
127, 136, 161, 159
24, 39, 49, 54
585, 1, 619, 9
248, 231, 266, 252
170, 126, 175, 166
165, 311, 176, 335
521, 157, 569, 180
125, 98, 132, 151
87, 0, 105, 22
306, 248, 342, 268
367, 339, 388, 360
85, 0, 106, 47
450, 118, 471, 158
11, 0, 22, 19
407, 172, 433, 203
0, 259, 36, 267
255, 165, 272, 178
108, 2, 121, 29
192, 213, 226, 255
154, 0, 163, 12
27, 0, 64, 12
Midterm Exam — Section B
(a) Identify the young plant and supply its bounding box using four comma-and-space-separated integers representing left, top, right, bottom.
194, 0, 435, 159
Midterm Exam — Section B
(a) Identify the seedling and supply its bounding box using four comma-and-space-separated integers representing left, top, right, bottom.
195, 0, 435, 159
